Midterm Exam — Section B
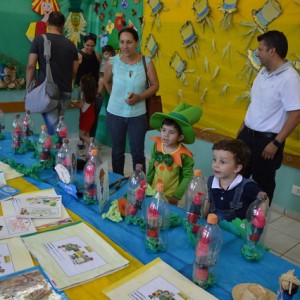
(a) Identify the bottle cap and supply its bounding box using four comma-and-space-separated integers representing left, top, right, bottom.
59, 115, 64, 121
90, 149, 98, 156
41, 125, 47, 130
207, 213, 218, 224
194, 169, 202, 176
156, 183, 164, 192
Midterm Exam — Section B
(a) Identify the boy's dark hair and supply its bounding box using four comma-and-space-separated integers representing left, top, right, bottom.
118, 27, 139, 42
81, 74, 96, 104
212, 139, 251, 174
48, 11, 65, 28
162, 118, 183, 135
257, 30, 288, 58
102, 45, 115, 55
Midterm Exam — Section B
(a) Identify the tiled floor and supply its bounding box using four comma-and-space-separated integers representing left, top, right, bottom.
73, 139, 300, 268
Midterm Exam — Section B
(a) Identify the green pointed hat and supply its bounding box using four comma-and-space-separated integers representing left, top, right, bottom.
150, 102, 202, 144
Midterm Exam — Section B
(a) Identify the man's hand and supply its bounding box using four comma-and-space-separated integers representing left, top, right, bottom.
261, 141, 278, 160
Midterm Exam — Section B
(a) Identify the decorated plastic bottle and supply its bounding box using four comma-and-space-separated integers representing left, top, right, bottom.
0, 109, 5, 135
125, 164, 147, 223
22, 110, 34, 139
86, 137, 97, 160
55, 138, 77, 184
37, 125, 52, 162
241, 196, 269, 261
11, 114, 23, 153
83, 148, 99, 204
54, 115, 68, 149
145, 183, 170, 253
193, 213, 223, 289
185, 169, 207, 224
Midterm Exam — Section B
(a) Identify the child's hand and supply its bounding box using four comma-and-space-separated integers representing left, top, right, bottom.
169, 196, 179, 206
71, 99, 83, 108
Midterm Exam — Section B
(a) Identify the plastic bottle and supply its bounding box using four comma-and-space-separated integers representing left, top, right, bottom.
241, 196, 269, 261
22, 110, 34, 139
125, 164, 147, 222
86, 137, 97, 160
185, 169, 207, 224
193, 213, 223, 289
55, 138, 77, 184
83, 148, 99, 205
37, 125, 52, 162
145, 183, 170, 253
54, 115, 68, 149
11, 114, 23, 153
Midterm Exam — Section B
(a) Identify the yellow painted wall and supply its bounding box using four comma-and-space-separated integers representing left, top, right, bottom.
142, 0, 300, 155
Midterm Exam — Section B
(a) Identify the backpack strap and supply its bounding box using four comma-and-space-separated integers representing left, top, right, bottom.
229, 178, 255, 209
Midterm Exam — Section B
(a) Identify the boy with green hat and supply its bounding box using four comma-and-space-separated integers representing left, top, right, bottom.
147, 102, 202, 205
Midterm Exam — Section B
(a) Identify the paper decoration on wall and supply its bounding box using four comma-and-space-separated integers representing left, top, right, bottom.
193, 0, 214, 33
65, 9, 87, 46
121, 0, 128, 9
128, 19, 138, 31
219, 83, 230, 96
240, 0, 282, 49
292, 54, 300, 74
115, 13, 125, 30
221, 42, 231, 66
106, 20, 115, 33
148, 0, 168, 29
180, 21, 199, 59
169, 51, 194, 85
211, 39, 217, 53
26, 0, 60, 42
103, 1, 109, 10
177, 89, 184, 101
218, 0, 239, 31
145, 34, 159, 60
94, 2, 100, 14
194, 76, 201, 92
99, 32, 109, 48
238, 49, 261, 86
204, 56, 210, 73
211, 66, 220, 86
200, 87, 208, 104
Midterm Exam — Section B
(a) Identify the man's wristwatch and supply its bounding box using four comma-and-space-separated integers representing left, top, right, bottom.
272, 139, 282, 147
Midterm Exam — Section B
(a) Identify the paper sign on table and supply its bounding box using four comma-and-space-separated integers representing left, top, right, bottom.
103, 258, 218, 300
21, 221, 129, 290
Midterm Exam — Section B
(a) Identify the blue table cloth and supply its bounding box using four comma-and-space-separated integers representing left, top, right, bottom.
1, 134, 300, 300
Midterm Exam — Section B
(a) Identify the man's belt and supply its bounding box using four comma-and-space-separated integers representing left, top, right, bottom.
245, 126, 277, 139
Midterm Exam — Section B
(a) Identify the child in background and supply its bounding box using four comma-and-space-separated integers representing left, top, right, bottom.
97, 45, 115, 97
203, 139, 269, 222
72, 74, 96, 150
147, 103, 202, 205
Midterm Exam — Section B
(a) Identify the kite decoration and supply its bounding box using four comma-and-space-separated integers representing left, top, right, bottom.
193, 0, 214, 33
240, 0, 282, 49
180, 21, 199, 59
145, 34, 159, 61
169, 51, 194, 86
218, 0, 239, 31
148, 0, 168, 29
65, 8, 87, 46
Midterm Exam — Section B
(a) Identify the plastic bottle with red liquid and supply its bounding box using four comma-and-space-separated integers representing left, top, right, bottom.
22, 110, 34, 139
11, 114, 23, 153
86, 137, 97, 161
83, 148, 99, 205
54, 115, 68, 149
241, 196, 269, 261
145, 183, 170, 253
37, 125, 52, 162
185, 169, 207, 231
193, 213, 223, 289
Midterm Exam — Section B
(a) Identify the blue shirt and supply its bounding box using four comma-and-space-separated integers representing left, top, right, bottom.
107, 54, 150, 117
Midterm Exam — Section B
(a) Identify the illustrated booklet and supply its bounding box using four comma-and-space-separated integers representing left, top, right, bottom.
103, 258, 218, 300
0, 237, 34, 277
0, 266, 68, 299
1, 188, 72, 229
21, 221, 129, 290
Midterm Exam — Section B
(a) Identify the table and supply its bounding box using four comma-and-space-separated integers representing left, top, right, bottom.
1, 134, 300, 300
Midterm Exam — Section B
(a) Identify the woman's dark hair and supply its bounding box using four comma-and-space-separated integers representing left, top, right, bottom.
162, 118, 183, 135
257, 30, 288, 58
80, 74, 96, 104
84, 33, 97, 43
212, 139, 251, 174
118, 27, 139, 41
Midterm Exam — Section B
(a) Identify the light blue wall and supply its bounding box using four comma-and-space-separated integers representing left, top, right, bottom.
145, 131, 300, 218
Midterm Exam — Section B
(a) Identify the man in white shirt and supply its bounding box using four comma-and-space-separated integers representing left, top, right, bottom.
237, 30, 300, 204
